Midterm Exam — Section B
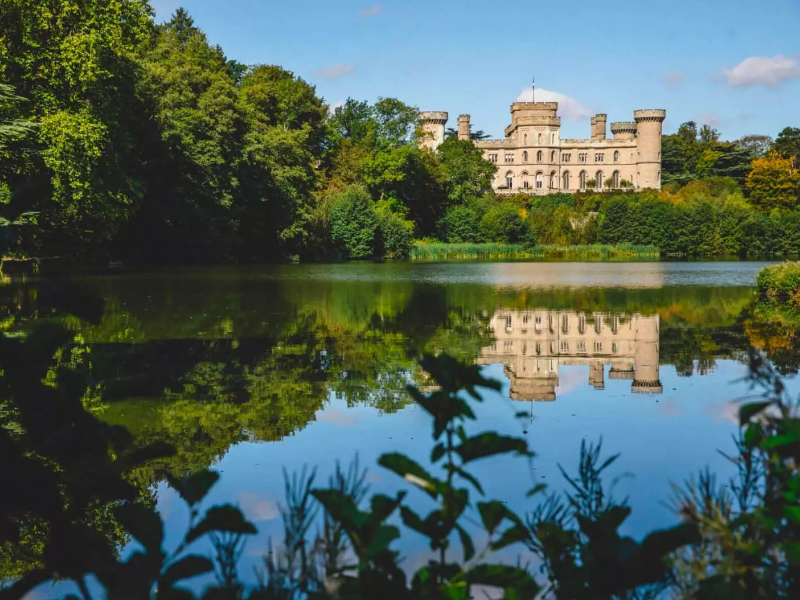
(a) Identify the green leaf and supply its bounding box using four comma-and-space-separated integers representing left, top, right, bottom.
456, 525, 475, 562
466, 564, 539, 599
451, 465, 484, 494
525, 483, 547, 497
369, 493, 406, 526
785, 506, 800, 524
477, 501, 508, 533
313, 489, 365, 531
161, 555, 213, 586
114, 503, 163, 554
739, 401, 772, 427
400, 506, 435, 539
431, 442, 446, 463
165, 470, 220, 507
379, 453, 440, 498
185, 505, 256, 544
455, 433, 532, 464
762, 434, 799, 450
640, 522, 699, 559
492, 524, 529, 551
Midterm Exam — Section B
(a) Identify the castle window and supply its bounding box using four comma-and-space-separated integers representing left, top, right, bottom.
596, 171, 603, 190
595, 153, 604, 162
612, 342, 618, 353
562, 171, 570, 190
488, 153, 498, 163
561, 314, 569, 333
578, 315, 585, 333
535, 342, 541, 355
536, 172, 543, 189
595, 316, 602, 333
594, 342, 603, 353
538, 133, 542, 144
524, 134, 528, 145
579, 171, 587, 190
612, 171, 620, 188
522, 172, 530, 189
577, 341, 586, 353
549, 171, 556, 189
579, 152, 587, 163
505, 172, 513, 188
523, 151, 528, 162
505, 153, 514, 163
562, 153, 571, 162
561, 340, 570, 352
537, 150, 543, 162
551, 133, 556, 144
551, 151, 556, 162
614, 151, 620, 163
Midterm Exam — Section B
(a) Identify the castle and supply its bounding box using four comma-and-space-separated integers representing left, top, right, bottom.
477, 309, 662, 401
420, 101, 665, 194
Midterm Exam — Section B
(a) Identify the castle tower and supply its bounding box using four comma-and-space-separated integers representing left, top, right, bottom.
458, 114, 471, 141
504, 102, 560, 142
419, 111, 448, 151
634, 109, 666, 189
632, 315, 662, 394
611, 122, 637, 141
591, 114, 607, 140
589, 362, 605, 390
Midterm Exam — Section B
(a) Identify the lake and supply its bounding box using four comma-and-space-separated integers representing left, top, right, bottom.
8, 260, 800, 594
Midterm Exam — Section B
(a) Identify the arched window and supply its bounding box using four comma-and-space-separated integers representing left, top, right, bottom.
549, 171, 556, 189
524, 134, 528, 145
612, 171, 620, 188
506, 172, 513, 189
521, 172, 529, 189
537, 150, 542, 162
551, 133, 555, 144
537, 133, 542, 144
614, 151, 619, 163
579, 171, 586, 190
563, 171, 570, 190
523, 151, 528, 162
551, 151, 556, 162
596, 171, 603, 190
535, 172, 543, 189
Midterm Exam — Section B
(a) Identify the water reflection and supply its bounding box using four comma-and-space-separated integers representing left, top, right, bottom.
479, 310, 662, 401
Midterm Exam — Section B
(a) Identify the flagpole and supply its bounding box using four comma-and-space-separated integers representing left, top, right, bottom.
532, 76, 535, 103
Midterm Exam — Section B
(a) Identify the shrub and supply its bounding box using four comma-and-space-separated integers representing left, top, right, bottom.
756, 261, 800, 304
376, 210, 414, 259
480, 204, 533, 244
438, 205, 484, 243
330, 186, 377, 260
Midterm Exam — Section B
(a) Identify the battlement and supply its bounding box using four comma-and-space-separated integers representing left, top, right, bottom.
611, 122, 637, 133
419, 111, 448, 123
633, 109, 666, 122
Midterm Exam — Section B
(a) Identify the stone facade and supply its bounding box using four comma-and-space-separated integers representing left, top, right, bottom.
477, 309, 662, 401
420, 102, 665, 194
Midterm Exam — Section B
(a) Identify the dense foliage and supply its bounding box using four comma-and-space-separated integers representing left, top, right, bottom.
1, 3, 798, 263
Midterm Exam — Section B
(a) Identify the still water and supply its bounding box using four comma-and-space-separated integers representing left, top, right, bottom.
11, 260, 800, 591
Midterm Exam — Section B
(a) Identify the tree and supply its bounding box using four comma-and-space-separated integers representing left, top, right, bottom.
330, 186, 377, 259
480, 203, 533, 243
773, 127, 800, 168
0, 0, 154, 246
438, 205, 484, 243
436, 138, 496, 203
736, 134, 773, 158
444, 127, 490, 141
745, 150, 800, 211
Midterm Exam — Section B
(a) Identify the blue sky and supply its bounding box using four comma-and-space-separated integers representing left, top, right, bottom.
150, 0, 800, 140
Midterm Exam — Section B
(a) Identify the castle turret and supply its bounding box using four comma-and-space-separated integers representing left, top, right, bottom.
591, 114, 607, 140
505, 102, 560, 140
458, 114, 471, 141
632, 315, 662, 394
419, 111, 448, 151
611, 122, 637, 141
634, 109, 666, 189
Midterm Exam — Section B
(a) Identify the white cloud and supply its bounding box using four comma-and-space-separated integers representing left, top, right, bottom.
314, 64, 356, 82
696, 111, 721, 127
516, 87, 593, 120
328, 99, 346, 115
359, 4, 383, 18
661, 72, 686, 90
238, 492, 280, 522
722, 55, 800, 88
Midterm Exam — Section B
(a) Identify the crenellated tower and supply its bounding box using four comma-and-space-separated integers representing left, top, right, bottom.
591, 114, 607, 140
632, 315, 662, 394
458, 114, 471, 141
634, 109, 666, 189
419, 111, 448, 150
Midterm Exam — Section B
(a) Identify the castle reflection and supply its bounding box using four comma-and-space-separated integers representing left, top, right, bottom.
478, 309, 662, 401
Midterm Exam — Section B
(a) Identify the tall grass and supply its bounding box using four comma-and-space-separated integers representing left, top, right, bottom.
410, 242, 660, 261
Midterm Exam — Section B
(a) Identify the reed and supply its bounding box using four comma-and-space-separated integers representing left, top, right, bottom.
410, 242, 660, 261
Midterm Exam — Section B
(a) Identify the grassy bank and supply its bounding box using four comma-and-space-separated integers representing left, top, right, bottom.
410, 242, 660, 261
756, 261, 800, 306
